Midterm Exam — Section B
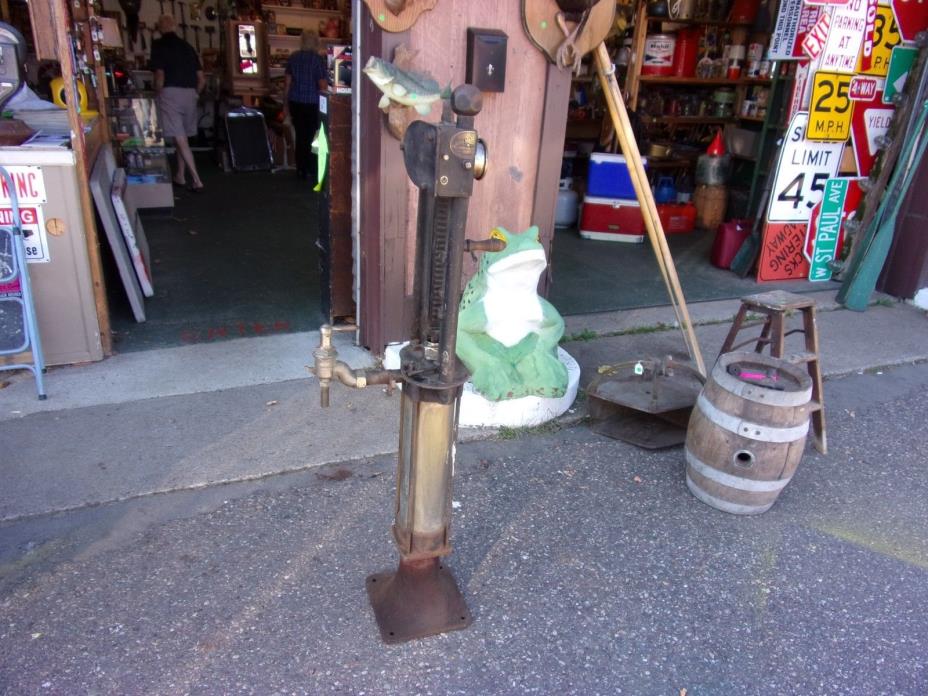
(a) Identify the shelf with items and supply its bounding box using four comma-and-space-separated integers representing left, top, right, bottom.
641, 115, 735, 125
267, 33, 348, 42
261, 5, 342, 17
638, 76, 740, 86
645, 16, 753, 28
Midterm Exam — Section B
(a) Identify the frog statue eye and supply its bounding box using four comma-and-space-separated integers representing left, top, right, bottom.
490, 227, 507, 242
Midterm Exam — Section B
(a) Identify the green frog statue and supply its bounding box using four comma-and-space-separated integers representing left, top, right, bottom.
457, 226, 569, 401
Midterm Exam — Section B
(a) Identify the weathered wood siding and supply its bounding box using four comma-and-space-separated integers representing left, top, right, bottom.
359, 0, 570, 352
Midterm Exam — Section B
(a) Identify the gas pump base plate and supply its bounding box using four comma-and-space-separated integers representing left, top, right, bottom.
366, 557, 472, 644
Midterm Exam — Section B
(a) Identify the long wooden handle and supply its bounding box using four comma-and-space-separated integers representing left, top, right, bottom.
592, 42, 706, 376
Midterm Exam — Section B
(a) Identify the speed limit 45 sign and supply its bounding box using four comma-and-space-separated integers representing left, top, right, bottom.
808, 71, 855, 141
769, 112, 845, 222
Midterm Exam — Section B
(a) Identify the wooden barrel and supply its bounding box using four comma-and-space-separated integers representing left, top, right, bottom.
685, 352, 813, 515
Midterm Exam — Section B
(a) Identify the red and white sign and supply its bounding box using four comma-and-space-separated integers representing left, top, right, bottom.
822, 0, 870, 73
891, 0, 928, 40
758, 222, 811, 282
806, 0, 849, 5
0, 167, 47, 206
802, 13, 833, 59
851, 88, 895, 175
859, 0, 881, 71
850, 75, 883, 99
0, 206, 49, 263
771, 0, 825, 59
788, 60, 817, 120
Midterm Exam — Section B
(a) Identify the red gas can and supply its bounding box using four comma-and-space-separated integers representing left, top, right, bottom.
710, 219, 751, 269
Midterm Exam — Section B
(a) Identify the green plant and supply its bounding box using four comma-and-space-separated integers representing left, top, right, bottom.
560, 329, 599, 344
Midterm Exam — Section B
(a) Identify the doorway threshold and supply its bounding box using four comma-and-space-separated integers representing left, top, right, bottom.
0, 330, 373, 421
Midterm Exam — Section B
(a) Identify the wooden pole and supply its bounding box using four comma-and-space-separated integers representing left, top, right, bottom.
592, 42, 706, 376
50, 0, 113, 355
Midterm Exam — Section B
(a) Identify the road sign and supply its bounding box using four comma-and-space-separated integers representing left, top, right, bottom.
822, 0, 870, 73
883, 45, 917, 103
891, 0, 928, 40
769, 112, 845, 221
807, 71, 855, 140
804, 178, 862, 280
851, 87, 895, 174
802, 13, 832, 60
771, 0, 824, 59
849, 75, 882, 99
859, 3, 901, 75
758, 222, 811, 281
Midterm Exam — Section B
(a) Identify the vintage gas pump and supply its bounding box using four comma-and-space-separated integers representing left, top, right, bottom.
312, 84, 495, 643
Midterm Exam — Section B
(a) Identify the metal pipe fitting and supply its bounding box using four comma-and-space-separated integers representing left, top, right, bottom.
312, 325, 400, 407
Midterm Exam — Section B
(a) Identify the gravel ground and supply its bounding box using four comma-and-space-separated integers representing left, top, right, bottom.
1, 364, 927, 695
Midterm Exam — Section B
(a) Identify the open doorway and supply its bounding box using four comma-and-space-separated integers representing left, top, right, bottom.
105, 164, 323, 352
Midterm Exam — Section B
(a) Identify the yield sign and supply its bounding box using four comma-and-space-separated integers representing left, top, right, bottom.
851, 87, 895, 175
891, 0, 928, 41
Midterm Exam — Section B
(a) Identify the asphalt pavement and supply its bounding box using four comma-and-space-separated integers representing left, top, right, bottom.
1, 362, 926, 695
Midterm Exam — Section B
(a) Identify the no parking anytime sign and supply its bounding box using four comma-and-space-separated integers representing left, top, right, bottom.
768, 112, 845, 222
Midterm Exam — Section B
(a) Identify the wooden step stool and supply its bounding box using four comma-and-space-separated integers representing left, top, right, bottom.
718, 290, 827, 454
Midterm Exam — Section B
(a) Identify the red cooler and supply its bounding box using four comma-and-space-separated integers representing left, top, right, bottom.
579, 196, 645, 243
657, 202, 697, 234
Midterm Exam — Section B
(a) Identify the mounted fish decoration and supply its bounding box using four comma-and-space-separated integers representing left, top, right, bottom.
363, 56, 444, 116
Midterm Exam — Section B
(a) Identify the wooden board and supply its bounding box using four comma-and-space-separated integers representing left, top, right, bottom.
362, 0, 438, 33
111, 168, 154, 297
521, 0, 615, 65
89, 147, 146, 322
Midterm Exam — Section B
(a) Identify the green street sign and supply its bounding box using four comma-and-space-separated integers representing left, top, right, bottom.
809, 178, 849, 282
883, 46, 917, 104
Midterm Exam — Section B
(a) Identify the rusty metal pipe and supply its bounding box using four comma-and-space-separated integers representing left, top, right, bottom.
464, 238, 506, 254
312, 325, 400, 407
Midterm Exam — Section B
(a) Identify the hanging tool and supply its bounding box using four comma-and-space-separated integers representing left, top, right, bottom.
204, 25, 215, 48
170, 0, 177, 19
312, 85, 491, 644
139, 21, 147, 51
192, 24, 201, 52
159, 0, 166, 15
178, 21, 189, 40
553, 13, 705, 376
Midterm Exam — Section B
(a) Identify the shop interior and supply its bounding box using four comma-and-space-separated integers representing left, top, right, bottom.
3, 0, 831, 362
3, 0, 352, 355
548, 0, 820, 315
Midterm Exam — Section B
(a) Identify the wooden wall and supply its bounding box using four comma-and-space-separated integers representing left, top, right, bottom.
358, 0, 571, 353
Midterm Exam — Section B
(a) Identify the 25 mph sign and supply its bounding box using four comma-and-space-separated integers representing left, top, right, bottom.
807, 71, 855, 141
